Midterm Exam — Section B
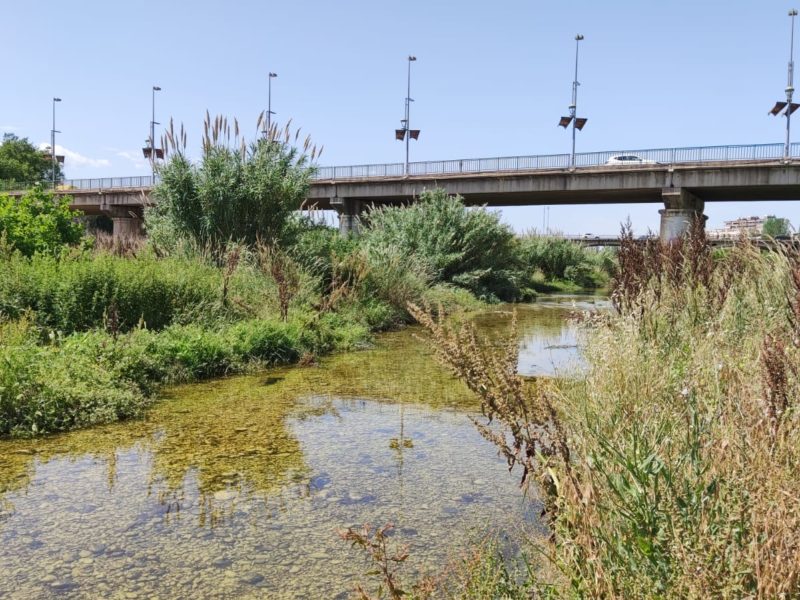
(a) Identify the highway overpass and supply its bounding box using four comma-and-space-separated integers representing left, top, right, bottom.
7, 142, 800, 241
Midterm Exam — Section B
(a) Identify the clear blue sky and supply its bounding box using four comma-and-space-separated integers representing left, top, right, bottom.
3, 0, 799, 233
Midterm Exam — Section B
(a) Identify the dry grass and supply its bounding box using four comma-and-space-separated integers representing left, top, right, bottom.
409, 232, 800, 598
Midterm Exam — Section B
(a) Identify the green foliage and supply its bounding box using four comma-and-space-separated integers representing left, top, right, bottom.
0, 189, 85, 256
0, 251, 263, 333
518, 234, 613, 289
762, 215, 791, 237
361, 189, 520, 301
0, 133, 61, 188
290, 219, 358, 291
148, 116, 316, 255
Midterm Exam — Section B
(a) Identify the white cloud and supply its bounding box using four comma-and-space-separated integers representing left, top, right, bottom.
111, 149, 149, 171
37, 143, 111, 168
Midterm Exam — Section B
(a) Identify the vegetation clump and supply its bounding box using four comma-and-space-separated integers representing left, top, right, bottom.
147, 115, 319, 256
0, 188, 85, 256
408, 224, 800, 598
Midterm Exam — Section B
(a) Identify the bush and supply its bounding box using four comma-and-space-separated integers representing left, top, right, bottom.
361, 189, 520, 301
0, 189, 85, 256
0, 319, 148, 436
517, 234, 613, 289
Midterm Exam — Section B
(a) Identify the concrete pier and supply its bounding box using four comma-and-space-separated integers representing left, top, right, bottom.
332, 197, 363, 236
659, 188, 706, 241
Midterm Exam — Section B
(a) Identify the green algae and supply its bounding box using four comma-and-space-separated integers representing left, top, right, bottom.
0, 296, 598, 599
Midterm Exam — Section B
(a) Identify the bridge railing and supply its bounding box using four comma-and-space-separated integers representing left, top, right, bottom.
3, 142, 799, 192
314, 142, 800, 180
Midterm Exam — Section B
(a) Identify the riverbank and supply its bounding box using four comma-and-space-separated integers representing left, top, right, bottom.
0, 187, 611, 438
408, 235, 800, 598
0, 246, 489, 437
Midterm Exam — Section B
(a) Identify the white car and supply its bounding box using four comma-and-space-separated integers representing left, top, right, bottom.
605, 154, 657, 166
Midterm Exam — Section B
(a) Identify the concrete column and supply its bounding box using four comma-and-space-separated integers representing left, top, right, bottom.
101, 205, 145, 243
332, 197, 363, 236
112, 216, 144, 241
659, 188, 706, 242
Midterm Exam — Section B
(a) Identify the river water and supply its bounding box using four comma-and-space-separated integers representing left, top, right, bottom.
0, 295, 604, 599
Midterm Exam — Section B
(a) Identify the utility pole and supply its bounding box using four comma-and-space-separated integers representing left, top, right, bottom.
787, 10, 798, 161
558, 35, 587, 169
405, 56, 415, 174
51, 97, 61, 188
769, 10, 799, 162
150, 86, 161, 179
395, 56, 420, 175
267, 72, 277, 136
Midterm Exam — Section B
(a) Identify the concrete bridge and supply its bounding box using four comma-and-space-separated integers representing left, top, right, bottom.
8, 142, 800, 241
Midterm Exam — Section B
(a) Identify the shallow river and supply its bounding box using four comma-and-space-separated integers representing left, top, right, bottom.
0, 296, 604, 599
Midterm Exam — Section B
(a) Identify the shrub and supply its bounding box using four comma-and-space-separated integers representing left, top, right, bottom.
517, 233, 613, 289
0, 189, 85, 256
361, 189, 520, 300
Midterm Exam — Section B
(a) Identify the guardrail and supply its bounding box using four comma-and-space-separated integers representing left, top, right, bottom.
3, 142, 799, 192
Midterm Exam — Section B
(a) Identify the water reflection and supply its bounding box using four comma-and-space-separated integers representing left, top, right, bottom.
474, 295, 608, 376
0, 296, 596, 598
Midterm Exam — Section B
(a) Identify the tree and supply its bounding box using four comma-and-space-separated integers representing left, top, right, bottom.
0, 134, 61, 187
0, 189, 84, 255
147, 115, 320, 255
762, 216, 791, 238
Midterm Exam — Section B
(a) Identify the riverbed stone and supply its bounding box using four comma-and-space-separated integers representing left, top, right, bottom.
239, 572, 264, 585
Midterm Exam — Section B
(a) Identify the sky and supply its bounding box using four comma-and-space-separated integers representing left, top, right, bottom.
3, 0, 800, 234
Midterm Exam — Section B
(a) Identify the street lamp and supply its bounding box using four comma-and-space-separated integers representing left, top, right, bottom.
558, 34, 587, 169
395, 56, 420, 175
142, 86, 162, 179
266, 72, 278, 137
769, 10, 800, 162
51, 97, 61, 188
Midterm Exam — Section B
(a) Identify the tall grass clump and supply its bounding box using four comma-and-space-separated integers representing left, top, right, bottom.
411, 224, 800, 598
0, 250, 277, 333
147, 114, 320, 257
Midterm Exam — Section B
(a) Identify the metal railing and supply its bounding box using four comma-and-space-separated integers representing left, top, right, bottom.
312, 142, 800, 180
3, 142, 798, 192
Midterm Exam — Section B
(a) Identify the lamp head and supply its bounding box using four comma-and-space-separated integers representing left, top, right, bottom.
269, 72, 277, 78
408, 55, 417, 61
153, 86, 161, 91
790, 9, 798, 16
575, 34, 584, 41
53, 97, 61, 102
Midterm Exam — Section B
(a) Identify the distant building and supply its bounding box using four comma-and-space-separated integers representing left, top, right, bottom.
707, 215, 773, 239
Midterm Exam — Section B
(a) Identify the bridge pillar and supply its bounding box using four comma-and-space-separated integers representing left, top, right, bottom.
332, 197, 363, 236
659, 188, 706, 242
101, 205, 145, 242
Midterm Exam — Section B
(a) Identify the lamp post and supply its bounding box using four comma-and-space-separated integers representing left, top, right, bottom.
395, 56, 420, 175
558, 35, 587, 169
770, 10, 800, 162
266, 72, 277, 136
51, 97, 61, 188
150, 86, 161, 179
